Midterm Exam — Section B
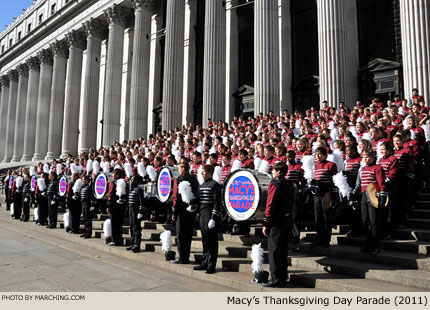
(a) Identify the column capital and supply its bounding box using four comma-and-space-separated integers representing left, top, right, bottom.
50, 40, 69, 58
37, 49, 54, 66
66, 30, 87, 49
0, 75, 10, 87
132, 0, 160, 12
16, 63, 29, 78
26, 56, 40, 71
104, 4, 132, 27
83, 18, 108, 40
7, 69, 19, 82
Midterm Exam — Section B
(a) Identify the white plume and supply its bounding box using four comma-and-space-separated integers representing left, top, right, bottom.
196, 145, 203, 153
86, 160, 93, 174
160, 230, 173, 252
258, 160, 270, 173
72, 179, 82, 193
254, 157, 262, 170
312, 141, 318, 154
70, 163, 79, 175
376, 141, 384, 163
330, 128, 339, 141
197, 165, 204, 185
29, 167, 36, 176
56, 164, 62, 175
209, 146, 217, 154
328, 149, 345, 171
93, 160, 100, 175
362, 132, 371, 141
146, 165, 157, 181
37, 178, 46, 191
114, 164, 122, 170
102, 162, 111, 174
349, 126, 360, 143
124, 162, 133, 179
34, 207, 39, 221
137, 162, 147, 178
178, 181, 195, 204
422, 124, 430, 142
63, 212, 70, 229
16, 176, 23, 188
213, 166, 222, 184
410, 129, 416, 140
231, 159, 242, 172
43, 163, 50, 173
251, 243, 264, 273
302, 155, 315, 182
103, 219, 112, 238
10, 203, 14, 216
174, 150, 181, 163
116, 179, 126, 197
333, 172, 352, 198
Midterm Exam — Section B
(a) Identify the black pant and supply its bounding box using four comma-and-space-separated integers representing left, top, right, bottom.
5, 188, 10, 210
199, 208, 218, 270
110, 203, 125, 245
69, 199, 82, 233
176, 209, 194, 261
313, 193, 332, 244
129, 203, 142, 248
38, 196, 48, 225
82, 201, 92, 237
13, 195, 22, 219
268, 216, 291, 282
22, 196, 30, 221
361, 194, 383, 250
48, 197, 58, 228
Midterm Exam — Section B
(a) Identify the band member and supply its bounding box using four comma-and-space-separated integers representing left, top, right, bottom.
127, 175, 145, 253
21, 174, 31, 222
193, 165, 222, 274
171, 162, 199, 264
47, 172, 59, 229
107, 169, 128, 246
262, 162, 296, 287
80, 175, 94, 239
66, 173, 82, 234
11, 174, 23, 220
4, 170, 12, 211
35, 173, 49, 226
350, 150, 388, 255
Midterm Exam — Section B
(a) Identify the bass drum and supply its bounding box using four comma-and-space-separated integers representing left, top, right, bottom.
57, 175, 70, 197
222, 169, 272, 222
156, 166, 180, 203
30, 175, 38, 192
92, 172, 111, 200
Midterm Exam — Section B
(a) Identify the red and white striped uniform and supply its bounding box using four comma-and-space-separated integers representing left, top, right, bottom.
378, 156, 399, 181
359, 164, 386, 193
190, 162, 202, 177
286, 163, 305, 187
221, 165, 232, 184
314, 160, 337, 194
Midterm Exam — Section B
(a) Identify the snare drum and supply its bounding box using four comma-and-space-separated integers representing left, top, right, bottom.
222, 169, 273, 222
58, 175, 69, 197
156, 166, 180, 203
30, 176, 38, 192
93, 173, 111, 200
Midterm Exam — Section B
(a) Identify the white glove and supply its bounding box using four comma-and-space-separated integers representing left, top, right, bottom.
90, 207, 95, 211
24, 198, 28, 203
137, 214, 143, 220
50, 200, 56, 205
208, 219, 215, 229
186, 204, 197, 213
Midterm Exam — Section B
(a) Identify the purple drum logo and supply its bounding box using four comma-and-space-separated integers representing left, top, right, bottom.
95, 174, 107, 198
59, 177, 67, 196
227, 176, 256, 213
9, 177, 14, 188
158, 171, 171, 197
31, 176, 37, 191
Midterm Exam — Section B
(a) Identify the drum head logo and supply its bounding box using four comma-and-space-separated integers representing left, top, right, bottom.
95, 174, 107, 199
224, 171, 259, 221
158, 169, 171, 203
9, 177, 14, 188
58, 176, 67, 196
31, 176, 37, 192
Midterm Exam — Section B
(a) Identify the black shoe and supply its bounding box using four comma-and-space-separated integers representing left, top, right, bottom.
126, 245, 134, 251
84, 236, 91, 239
346, 230, 360, 237
262, 280, 287, 288
205, 268, 215, 274
171, 258, 189, 264
230, 230, 244, 236
193, 265, 207, 271
80, 234, 86, 238
132, 246, 140, 253
369, 248, 380, 256
310, 240, 323, 247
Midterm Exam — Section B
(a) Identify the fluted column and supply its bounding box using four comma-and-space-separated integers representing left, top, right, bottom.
102, 5, 130, 146
11, 64, 29, 162
129, 0, 153, 140
202, 0, 225, 126
32, 50, 54, 161
279, 0, 292, 113
162, 0, 185, 131
225, 0, 238, 123
80, 19, 107, 153
120, 27, 134, 142
46, 40, 68, 160
400, 0, 430, 103
61, 31, 86, 158
21, 57, 40, 161
3, 70, 19, 163
254, 0, 280, 116
0, 76, 10, 160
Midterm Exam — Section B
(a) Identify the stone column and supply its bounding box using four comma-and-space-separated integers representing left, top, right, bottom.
61, 31, 86, 158
162, 0, 185, 131
225, 0, 238, 124
79, 19, 106, 153
254, 0, 280, 116
32, 49, 54, 161
102, 4, 130, 146
120, 27, 134, 142
279, 0, 293, 113
129, 0, 153, 140
182, 0, 197, 126
3, 70, 19, 163
11, 64, 29, 162
400, 0, 430, 103
46, 40, 68, 160
0, 76, 10, 160
202, 0, 226, 126
21, 57, 40, 162
97, 39, 108, 147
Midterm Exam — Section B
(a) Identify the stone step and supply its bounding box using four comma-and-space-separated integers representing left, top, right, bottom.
391, 228, 430, 242
407, 218, 430, 229
225, 246, 269, 262
411, 209, 430, 219
417, 193, 430, 200
415, 200, 430, 209
421, 187, 430, 194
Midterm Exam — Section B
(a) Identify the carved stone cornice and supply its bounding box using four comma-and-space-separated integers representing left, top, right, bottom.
83, 18, 108, 40
16, 63, 29, 78
37, 49, 54, 66
132, 0, 160, 12
25, 56, 40, 71
7, 69, 19, 82
50, 40, 69, 58
0, 75, 10, 87
65, 30, 87, 49
104, 4, 132, 27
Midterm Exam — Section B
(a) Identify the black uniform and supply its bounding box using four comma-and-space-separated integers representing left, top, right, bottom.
21, 180, 31, 221
81, 183, 94, 238
47, 178, 59, 228
12, 180, 23, 220
67, 180, 82, 234
263, 177, 296, 284
172, 173, 199, 262
35, 180, 48, 225
128, 184, 145, 249
107, 179, 128, 246
196, 178, 222, 272
4, 175, 11, 211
